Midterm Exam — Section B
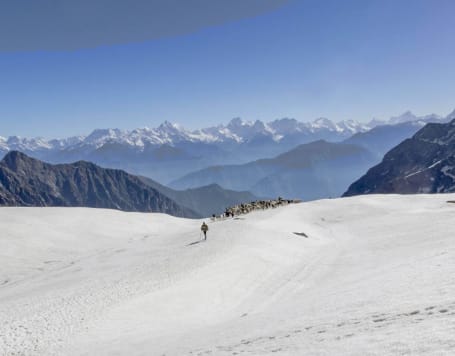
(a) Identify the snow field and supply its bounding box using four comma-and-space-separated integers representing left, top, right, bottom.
1, 194, 455, 355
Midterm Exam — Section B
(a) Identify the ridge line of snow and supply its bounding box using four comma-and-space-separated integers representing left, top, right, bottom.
1, 110, 452, 152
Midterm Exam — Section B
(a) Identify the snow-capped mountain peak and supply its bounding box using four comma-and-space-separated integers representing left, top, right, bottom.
446, 108, 455, 121
387, 111, 445, 125
389, 111, 418, 124
312, 117, 334, 128
335, 119, 370, 134
156, 121, 186, 138
368, 117, 387, 127
4, 136, 55, 151
268, 118, 301, 134
157, 120, 182, 132
0, 110, 450, 155
227, 117, 249, 128
224, 117, 275, 141
84, 128, 125, 146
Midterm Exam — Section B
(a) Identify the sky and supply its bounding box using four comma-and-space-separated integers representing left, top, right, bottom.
1, 0, 455, 138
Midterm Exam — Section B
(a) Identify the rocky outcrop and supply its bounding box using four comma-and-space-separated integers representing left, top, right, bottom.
343, 119, 455, 196
220, 197, 301, 219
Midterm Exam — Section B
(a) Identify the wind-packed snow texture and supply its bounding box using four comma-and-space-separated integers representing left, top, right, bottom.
1, 194, 455, 355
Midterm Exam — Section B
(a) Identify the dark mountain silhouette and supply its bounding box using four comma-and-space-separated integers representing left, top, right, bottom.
0, 151, 199, 218
138, 177, 258, 217
344, 119, 455, 196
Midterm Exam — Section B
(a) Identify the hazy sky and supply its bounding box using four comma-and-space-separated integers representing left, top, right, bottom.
1, 0, 455, 137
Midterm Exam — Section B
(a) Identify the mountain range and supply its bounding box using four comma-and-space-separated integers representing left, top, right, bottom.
0, 151, 257, 217
166, 111, 455, 200
0, 116, 372, 154
1, 111, 451, 184
344, 118, 455, 196
170, 140, 375, 200
343, 111, 455, 159
137, 177, 257, 217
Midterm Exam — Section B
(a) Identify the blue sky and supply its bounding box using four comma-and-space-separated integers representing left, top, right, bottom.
1, 0, 455, 137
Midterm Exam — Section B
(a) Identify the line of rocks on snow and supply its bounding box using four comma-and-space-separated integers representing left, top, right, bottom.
211, 197, 302, 221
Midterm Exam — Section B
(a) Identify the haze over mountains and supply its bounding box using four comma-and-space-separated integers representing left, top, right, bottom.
0, 116, 368, 186
137, 176, 257, 218
1, 110, 453, 203
0, 151, 199, 217
170, 140, 375, 200
1, 111, 451, 184
0, 151, 257, 217
344, 118, 455, 196
164, 110, 452, 200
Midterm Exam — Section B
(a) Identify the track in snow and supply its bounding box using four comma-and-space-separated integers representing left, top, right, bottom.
1, 195, 455, 355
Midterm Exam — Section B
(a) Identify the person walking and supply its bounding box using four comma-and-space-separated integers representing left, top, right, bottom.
201, 222, 209, 240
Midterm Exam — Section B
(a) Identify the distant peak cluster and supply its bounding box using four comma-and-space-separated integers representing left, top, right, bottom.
1, 110, 454, 154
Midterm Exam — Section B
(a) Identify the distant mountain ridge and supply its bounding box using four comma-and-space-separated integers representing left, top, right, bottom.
0, 110, 452, 183
0, 151, 200, 217
343, 119, 455, 196
137, 177, 258, 217
0, 117, 366, 153
0, 151, 260, 217
343, 110, 455, 160
170, 140, 375, 201
343, 121, 431, 161
2, 110, 450, 155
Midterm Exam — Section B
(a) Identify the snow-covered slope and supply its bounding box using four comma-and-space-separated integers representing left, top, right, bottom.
1, 194, 455, 355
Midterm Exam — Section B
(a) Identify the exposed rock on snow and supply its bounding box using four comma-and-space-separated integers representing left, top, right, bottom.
344, 119, 455, 196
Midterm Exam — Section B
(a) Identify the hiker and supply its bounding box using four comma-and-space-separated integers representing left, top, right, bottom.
201, 222, 209, 240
